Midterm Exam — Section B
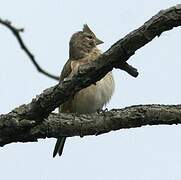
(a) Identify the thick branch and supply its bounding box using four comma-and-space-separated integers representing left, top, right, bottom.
0, 18, 59, 81
0, 105, 181, 146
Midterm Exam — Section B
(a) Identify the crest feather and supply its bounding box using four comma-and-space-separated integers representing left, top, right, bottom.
83, 24, 95, 35
82, 24, 104, 45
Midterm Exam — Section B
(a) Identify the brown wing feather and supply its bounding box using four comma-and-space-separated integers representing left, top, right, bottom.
59, 59, 73, 113
60, 59, 72, 81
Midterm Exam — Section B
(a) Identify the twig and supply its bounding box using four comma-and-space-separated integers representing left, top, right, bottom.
0, 18, 59, 81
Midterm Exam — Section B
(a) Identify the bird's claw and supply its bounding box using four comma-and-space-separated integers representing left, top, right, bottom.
97, 108, 108, 114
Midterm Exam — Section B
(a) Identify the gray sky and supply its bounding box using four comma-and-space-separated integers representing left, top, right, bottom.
0, 0, 181, 180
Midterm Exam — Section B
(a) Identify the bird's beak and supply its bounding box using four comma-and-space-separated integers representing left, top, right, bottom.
96, 38, 104, 45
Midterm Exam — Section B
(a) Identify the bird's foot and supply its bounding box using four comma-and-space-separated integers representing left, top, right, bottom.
97, 108, 108, 114
95, 108, 108, 135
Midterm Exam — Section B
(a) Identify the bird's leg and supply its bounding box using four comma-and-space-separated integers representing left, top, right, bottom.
72, 112, 84, 138
95, 108, 108, 135
79, 114, 84, 138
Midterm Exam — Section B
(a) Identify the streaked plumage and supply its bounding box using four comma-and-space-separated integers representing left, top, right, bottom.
53, 24, 114, 157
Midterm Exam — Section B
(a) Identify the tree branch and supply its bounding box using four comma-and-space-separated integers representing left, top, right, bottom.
0, 105, 181, 146
0, 5, 181, 146
0, 18, 59, 81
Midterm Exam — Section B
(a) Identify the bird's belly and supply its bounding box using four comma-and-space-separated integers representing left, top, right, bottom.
61, 72, 114, 114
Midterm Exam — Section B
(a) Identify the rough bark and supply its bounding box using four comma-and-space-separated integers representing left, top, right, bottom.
0, 105, 181, 146
0, 5, 181, 146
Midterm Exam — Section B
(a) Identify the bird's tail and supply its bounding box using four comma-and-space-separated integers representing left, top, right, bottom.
53, 137, 66, 158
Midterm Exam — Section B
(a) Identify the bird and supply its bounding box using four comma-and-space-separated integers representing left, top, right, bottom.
53, 24, 115, 157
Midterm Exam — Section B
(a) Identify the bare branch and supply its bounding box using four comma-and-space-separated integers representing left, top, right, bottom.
0, 18, 59, 81
0, 105, 181, 146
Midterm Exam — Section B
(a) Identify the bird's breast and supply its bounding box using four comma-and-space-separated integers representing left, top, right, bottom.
61, 72, 114, 114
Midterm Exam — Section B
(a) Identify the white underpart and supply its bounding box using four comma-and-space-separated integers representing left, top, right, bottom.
72, 72, 114, 113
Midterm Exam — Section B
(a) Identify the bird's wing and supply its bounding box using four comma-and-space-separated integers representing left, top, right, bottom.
60, 58, 88, 80
60, 59, 72, 81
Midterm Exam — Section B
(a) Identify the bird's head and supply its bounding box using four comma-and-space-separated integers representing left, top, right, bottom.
69, 24, 103, 59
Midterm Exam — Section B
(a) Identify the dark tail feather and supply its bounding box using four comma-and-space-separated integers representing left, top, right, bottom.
53, 137, 66, 158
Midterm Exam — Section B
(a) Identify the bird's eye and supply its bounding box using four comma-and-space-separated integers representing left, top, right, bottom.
86, 35, 93, 39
